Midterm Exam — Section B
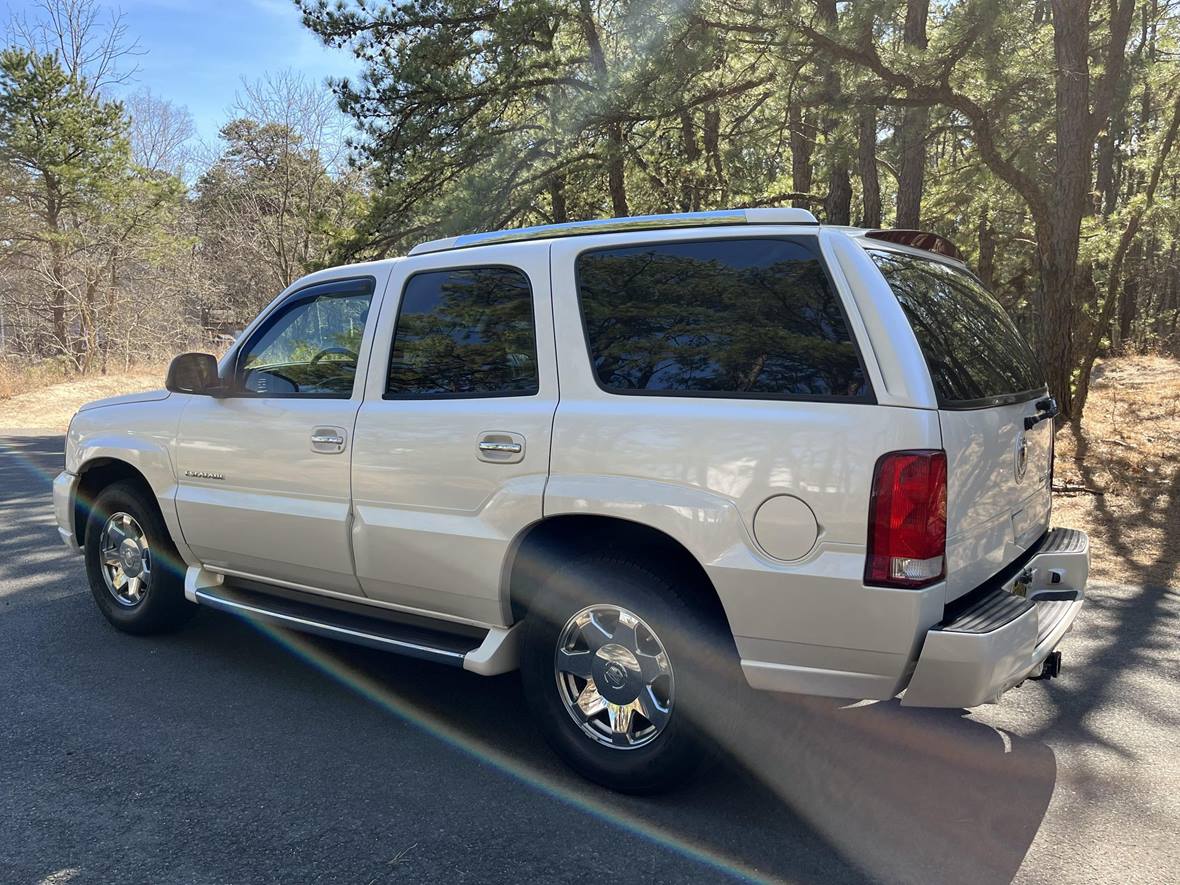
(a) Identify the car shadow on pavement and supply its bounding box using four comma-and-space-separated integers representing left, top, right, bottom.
174, 610, 1055, 885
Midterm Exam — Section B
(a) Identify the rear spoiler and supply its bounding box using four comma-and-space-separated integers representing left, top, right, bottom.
863, 229, 962, 261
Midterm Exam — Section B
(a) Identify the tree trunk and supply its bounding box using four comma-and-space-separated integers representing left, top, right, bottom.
50, 275, 67, 360
703, 106, 726, 206
977, 205, 996, 290
1037, 0, 1095, 420
1118, 244, 1137, 356
895, 0, 930, 227
606, 121, 629, 217
45, 184, 70, 362
680, 109, 701, 212
857, 105, 881, 227
1037, 251, 1078, 421
548, 174, 568, 223
1096, 3, 1146, 217
1165, 234, 1178, 348
818, 0, 851, 225
578, 0, 628, 216
896, 106, 928, 228
789, 103, 814, 209
1116, 238, 1142, 350
825, 163, 852, 224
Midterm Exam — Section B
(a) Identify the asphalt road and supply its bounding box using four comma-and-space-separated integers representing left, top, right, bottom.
1, 430, 1176, 885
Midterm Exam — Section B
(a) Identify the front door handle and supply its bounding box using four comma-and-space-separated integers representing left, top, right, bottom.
478, 440, 522, 454
311, 427, 347, 454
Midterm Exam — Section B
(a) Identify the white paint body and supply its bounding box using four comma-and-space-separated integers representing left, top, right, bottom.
54, 219, 1088, 705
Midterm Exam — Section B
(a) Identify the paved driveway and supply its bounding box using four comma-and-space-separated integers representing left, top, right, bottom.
1, 431, 1176, 884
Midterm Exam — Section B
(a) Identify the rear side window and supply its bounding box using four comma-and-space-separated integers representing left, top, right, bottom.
576, 238, 870, 400
869, 250, 1045, 408
385, 266, 538, 398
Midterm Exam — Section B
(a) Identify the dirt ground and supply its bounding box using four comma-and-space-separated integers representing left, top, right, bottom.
1052, 354, 1180, 587
1, 355, 1175, 587
0, 368, 166, 430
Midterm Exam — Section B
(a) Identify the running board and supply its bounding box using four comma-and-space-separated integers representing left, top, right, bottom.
185, 567, 519, 674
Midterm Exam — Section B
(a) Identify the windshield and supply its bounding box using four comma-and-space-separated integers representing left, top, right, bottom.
869, 249, 1046, 408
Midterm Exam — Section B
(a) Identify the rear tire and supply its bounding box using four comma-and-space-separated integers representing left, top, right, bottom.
84, 480, 195, 635
520, 553, 738, 793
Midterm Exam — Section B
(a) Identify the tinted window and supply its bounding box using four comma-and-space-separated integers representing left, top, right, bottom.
386, 266, 538, 397
576, 238, 868, 399
239, 281, 372, 397
869, 250, 1045, 407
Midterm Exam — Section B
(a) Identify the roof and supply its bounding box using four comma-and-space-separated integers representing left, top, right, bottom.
409, 208, 819, 256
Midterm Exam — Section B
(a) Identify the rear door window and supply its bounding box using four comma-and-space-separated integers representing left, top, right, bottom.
869, 250, 1045, 408
575, 237, 870, 400
385, 266, 538, 398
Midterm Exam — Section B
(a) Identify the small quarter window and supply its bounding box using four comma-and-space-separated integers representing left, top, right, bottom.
576, 237, 869, 399
386, 266, 539, 398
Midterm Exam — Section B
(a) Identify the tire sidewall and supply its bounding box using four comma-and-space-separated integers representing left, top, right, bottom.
84, 481, 190, 634
520, 555, 731, 793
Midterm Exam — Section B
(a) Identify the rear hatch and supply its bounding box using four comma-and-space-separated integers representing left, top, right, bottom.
870, 249, 1053, 602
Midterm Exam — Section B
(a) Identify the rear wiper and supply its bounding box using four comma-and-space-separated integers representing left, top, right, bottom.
1024, 396, 1059, 430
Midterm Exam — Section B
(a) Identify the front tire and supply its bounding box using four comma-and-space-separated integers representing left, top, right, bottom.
84, 480, 194, 635
520, 553, 738, 793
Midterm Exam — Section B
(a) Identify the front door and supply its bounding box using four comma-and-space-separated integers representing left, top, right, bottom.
174, 275, 379, 595
350, 244, 557, 626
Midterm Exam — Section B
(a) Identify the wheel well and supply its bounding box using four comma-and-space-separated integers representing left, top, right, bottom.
506, 515, 732, 631
73, 459, 154, 545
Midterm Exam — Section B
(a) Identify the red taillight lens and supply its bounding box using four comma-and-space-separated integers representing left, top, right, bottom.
865, 450, 947, 588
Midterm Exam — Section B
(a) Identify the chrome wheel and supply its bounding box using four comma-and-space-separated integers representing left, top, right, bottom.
555, 605, 674, 749
98, 512, 152, 607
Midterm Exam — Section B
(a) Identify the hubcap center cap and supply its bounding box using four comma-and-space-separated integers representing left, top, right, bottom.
119, 538, 144, 577
593, 643, 641, 703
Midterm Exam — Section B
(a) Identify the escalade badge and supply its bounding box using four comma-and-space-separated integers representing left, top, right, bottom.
1014, 433, 1029, 482
185, 470, 225, 481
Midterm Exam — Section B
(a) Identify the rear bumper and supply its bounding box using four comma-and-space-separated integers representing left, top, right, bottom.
902, 528, 1088, 707
53, 470, 82, 553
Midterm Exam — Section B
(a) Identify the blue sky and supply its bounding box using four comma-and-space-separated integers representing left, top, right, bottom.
5, 0, 360, 146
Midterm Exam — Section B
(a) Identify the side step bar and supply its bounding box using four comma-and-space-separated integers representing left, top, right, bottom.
185, 568, 519, 675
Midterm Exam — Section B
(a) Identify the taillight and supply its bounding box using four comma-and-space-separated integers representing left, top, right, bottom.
865, 450, 947, 588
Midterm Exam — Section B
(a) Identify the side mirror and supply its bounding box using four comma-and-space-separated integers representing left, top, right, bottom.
166, 353, 224, 396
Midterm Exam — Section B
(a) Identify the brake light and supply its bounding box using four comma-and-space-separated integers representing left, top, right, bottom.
865, 450, 947, 588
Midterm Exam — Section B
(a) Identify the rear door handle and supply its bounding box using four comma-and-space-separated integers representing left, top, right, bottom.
477, 431, 526, 463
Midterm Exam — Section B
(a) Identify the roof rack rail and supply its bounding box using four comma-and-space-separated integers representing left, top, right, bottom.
409, 207, 819, 256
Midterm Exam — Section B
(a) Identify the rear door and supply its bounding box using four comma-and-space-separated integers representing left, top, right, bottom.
869, 249, 1053, 600
349, 243, 558, 626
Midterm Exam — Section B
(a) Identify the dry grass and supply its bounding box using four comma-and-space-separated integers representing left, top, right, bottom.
0, 358, 71, 400
1053, 354, 1180, 587
0, 366, 167, 430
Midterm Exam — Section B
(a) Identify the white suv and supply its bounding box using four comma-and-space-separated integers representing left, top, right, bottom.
53, 208, 1088, 792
